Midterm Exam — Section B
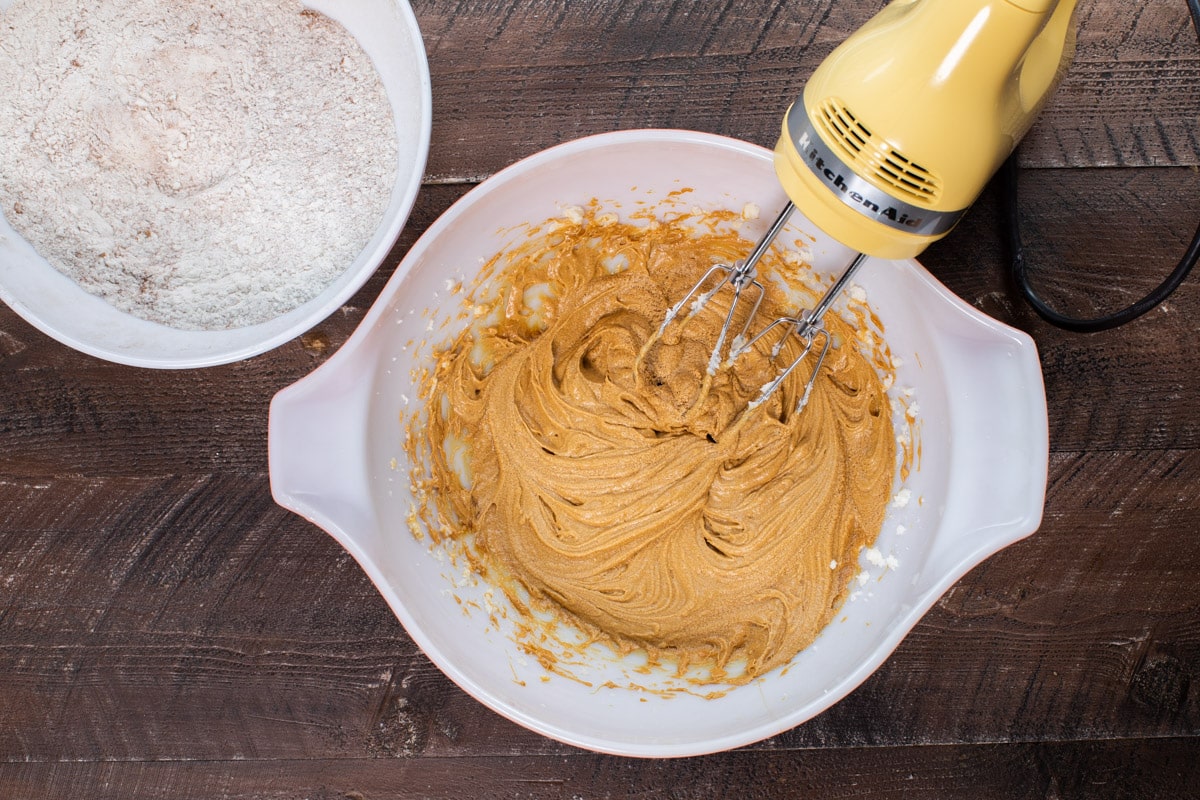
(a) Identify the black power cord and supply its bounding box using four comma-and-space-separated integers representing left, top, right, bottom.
1003, 0, 1200, 333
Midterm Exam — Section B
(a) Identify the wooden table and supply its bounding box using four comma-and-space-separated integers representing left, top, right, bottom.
3, 0, 1198, 796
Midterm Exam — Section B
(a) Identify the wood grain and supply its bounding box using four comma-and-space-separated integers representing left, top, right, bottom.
4, 169, 1197, 479
416, 0, 1200, 180
3, 0, 1200, 795
927, 167, 1200, 453
3, 738, 1200, 800
2, 449, 1197, 762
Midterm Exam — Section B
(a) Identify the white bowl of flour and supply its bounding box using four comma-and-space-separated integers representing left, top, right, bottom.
0, 0, 430, 368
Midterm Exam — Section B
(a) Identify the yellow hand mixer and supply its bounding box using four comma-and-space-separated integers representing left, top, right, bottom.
646, 0, 1079, 413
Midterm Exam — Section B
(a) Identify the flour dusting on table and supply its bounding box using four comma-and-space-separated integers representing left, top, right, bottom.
0, 0, 398, 330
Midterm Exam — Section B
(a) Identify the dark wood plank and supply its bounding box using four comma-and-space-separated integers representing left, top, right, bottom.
3, 737, 1200, 800
798, 450, 1200, 750
1027, 0, 1200, 168
3, 169, 1197, 481
3, 0, 1199, 793
923, 167, 1200, 453
414, 0, 1200, 181
2, 449, 1197, 761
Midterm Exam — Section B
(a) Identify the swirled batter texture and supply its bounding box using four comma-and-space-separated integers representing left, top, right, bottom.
414, 207, 895, 684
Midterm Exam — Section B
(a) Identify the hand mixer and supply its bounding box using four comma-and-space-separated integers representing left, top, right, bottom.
647, 0, 1079, 416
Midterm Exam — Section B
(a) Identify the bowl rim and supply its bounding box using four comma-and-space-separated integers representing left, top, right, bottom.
271, 127, 1050, 758
0, 0, 433, 368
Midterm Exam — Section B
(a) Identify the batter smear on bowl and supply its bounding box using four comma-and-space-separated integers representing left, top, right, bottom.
409, 205, 896, 685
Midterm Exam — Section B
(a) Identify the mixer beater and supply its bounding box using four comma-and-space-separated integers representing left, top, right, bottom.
643, 0, 1079, 421
642, 201, 869, 415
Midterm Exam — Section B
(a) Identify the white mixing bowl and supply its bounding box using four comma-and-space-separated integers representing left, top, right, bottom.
0, 0, 430, 368
268, 130, 1049, 757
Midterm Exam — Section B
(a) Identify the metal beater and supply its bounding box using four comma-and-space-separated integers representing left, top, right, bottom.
646, 0, 1079, 416
645, 201, 867, 414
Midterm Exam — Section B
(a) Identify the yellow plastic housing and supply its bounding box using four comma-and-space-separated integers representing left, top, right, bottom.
774, 0, 1077, 259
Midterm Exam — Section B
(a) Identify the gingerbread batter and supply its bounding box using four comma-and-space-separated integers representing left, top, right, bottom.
412, 206, 896, 684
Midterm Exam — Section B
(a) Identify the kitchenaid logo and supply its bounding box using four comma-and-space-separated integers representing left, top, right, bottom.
796, 130, 927, 229
789, 117, 961, 237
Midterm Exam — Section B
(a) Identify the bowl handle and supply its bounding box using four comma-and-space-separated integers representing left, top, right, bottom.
268, 355, 377, 548
921, 317, 1049, 592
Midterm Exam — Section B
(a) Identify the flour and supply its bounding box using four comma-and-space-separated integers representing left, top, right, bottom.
0, 0, 398, 330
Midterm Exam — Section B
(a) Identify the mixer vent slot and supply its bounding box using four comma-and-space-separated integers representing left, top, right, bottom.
816, 99, 941, 206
